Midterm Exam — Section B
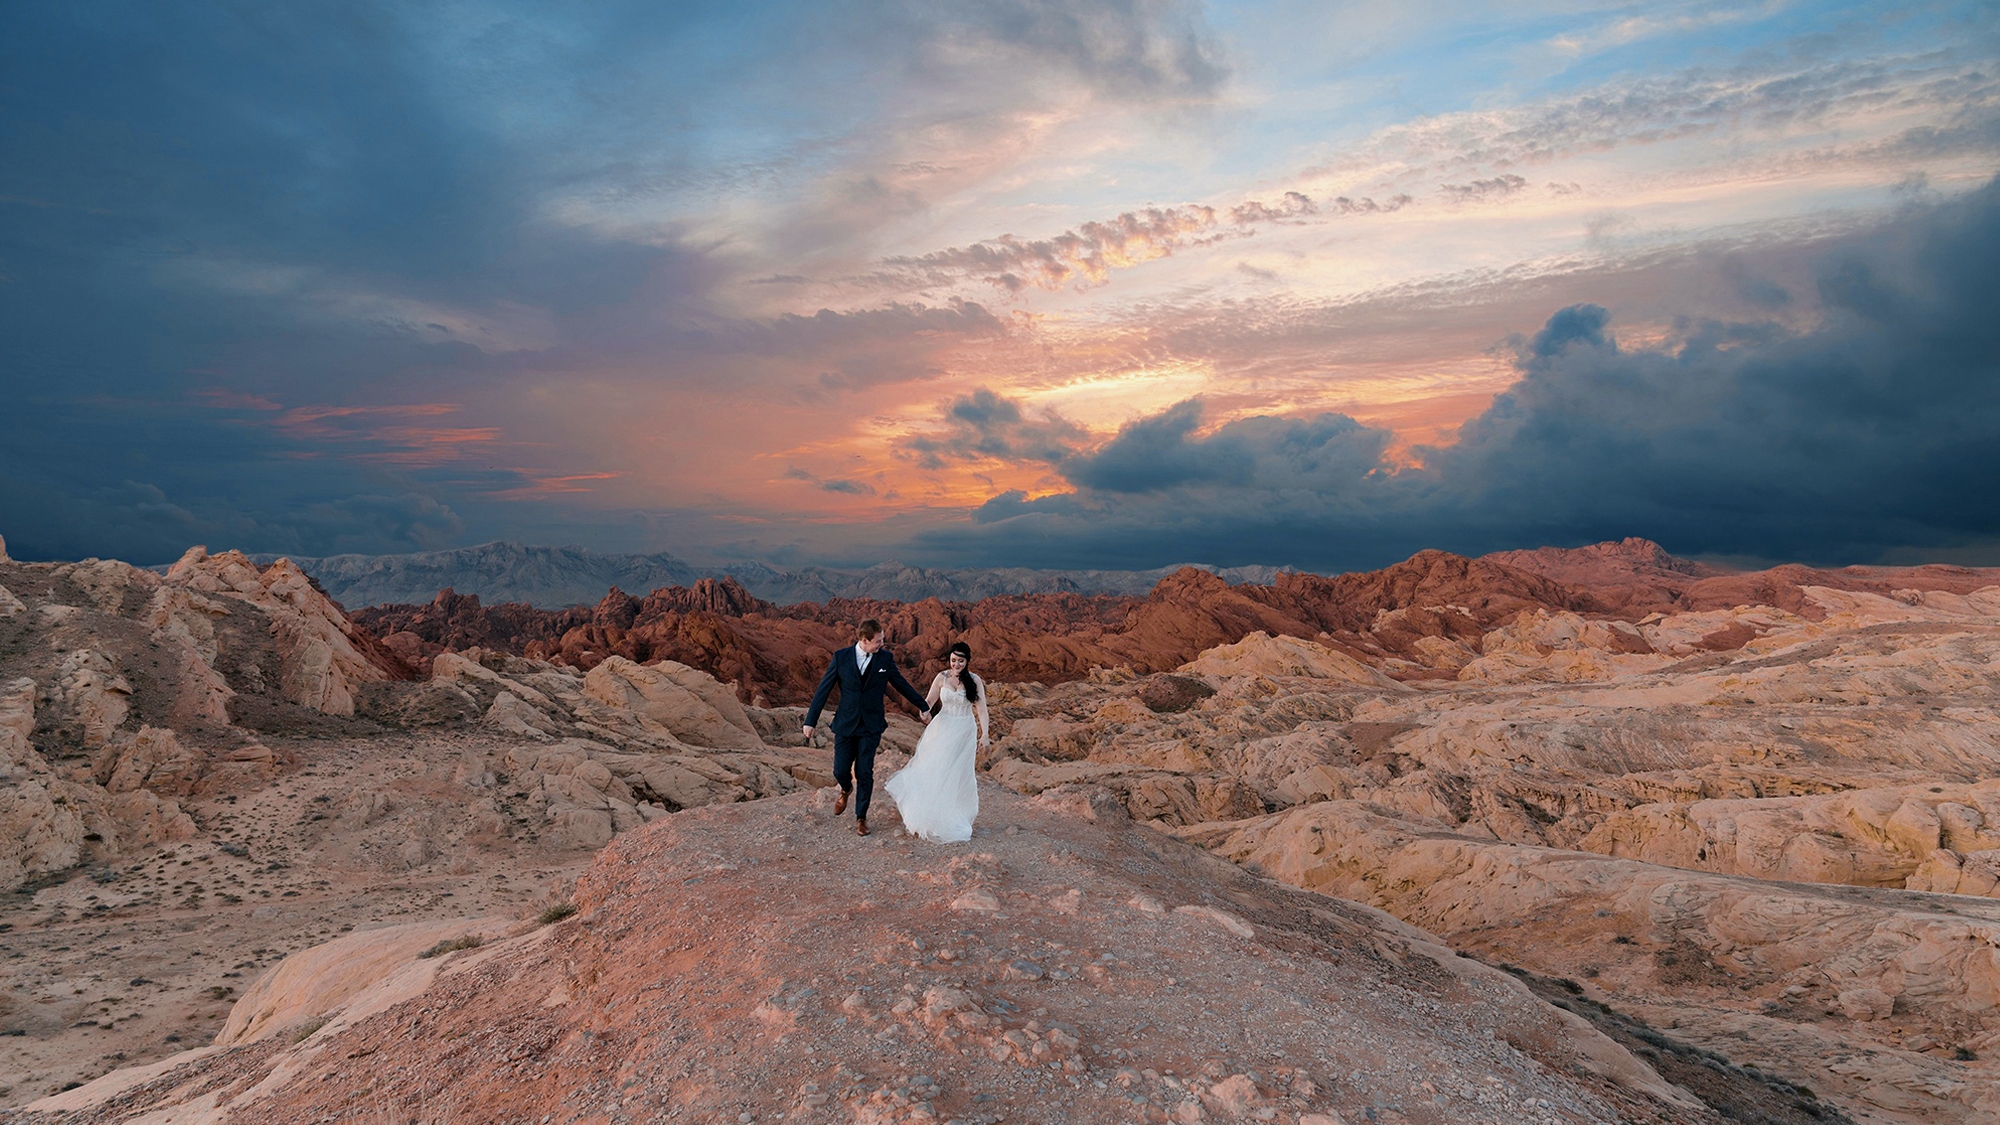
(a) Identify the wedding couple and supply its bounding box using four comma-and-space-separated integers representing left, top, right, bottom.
800, 619, 988, 842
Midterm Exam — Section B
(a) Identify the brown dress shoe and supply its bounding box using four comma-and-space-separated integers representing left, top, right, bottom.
834, 790, 849, 816
855, 818, 870, 837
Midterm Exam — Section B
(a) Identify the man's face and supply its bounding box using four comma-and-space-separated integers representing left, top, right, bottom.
859, 635, 884, 654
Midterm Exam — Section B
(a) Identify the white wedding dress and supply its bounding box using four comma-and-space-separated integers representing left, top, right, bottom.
885, 672, 986, 842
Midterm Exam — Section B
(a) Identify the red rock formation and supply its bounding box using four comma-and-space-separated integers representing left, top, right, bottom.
350, 544, 2000, 705
1481, 538, 2000, 618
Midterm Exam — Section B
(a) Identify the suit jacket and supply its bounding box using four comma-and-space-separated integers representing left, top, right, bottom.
805, 646, 928, 736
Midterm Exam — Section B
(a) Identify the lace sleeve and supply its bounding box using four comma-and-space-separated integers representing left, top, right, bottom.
974, 674, 990, 743
926, 672, 944, 709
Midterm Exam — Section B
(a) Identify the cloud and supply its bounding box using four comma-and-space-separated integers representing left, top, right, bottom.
864, 187, 1415, 295
901, 387, 1092, 469
899, 178, 2000, 568
784, 467, 878, 495
301, 493, 466, 552
1058, 399, 1392, 494
901, 0, 1227, 102
1302, 53, 2000, 190
1229, 192, 1319, 224
872, 205, 1222, 293
1440, 174, 1527, 204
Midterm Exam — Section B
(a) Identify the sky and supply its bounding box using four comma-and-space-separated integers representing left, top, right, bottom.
2, 0, 1997, 572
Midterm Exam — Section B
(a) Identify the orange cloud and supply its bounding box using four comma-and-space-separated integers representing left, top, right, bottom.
480, 471, 624, 500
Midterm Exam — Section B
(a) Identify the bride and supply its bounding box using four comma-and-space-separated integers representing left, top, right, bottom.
885, 641, 987, 842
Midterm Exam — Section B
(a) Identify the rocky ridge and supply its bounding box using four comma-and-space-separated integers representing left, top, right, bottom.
16, 786, 1796, 1125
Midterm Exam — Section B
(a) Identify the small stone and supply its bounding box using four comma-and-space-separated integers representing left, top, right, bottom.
1208, 1074, 1265, 1114
1173, 904, 1255, 939
1837, 987, 1895, 1021
1005, 959, 1047, 981
951, 890, 1001, 913
1129, 894, 1167, 915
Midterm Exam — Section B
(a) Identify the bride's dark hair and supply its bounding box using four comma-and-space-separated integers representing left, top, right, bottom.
948, 641, 978, 702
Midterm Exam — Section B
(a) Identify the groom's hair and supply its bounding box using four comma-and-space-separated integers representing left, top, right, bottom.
856, 619, 882, 640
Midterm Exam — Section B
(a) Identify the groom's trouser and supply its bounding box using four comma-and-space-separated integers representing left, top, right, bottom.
832, 730, 883, 820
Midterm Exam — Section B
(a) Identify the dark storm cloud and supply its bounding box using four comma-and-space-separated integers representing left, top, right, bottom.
905, 179, 2000, 570
901, 388, 1091, 469
1062, 401, 1393, 494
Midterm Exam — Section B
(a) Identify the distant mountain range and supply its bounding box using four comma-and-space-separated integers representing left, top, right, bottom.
257, 541, 1290, 609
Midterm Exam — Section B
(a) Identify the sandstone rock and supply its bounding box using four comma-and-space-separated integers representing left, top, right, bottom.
1455, 609, 1672, 683
430, 650, 558, 709
0, 583, 24, 618
59, 648, 132, 746
143, 586, 229, 663
1838, 987, 1896, 1021
1937, 802, 2000, 852
1003, 715, 1095, 759
54, 557, 158, 613
1194, 797, 2000, 1115
0, 530, 8, 561
1907, 848, 2000, 897
648, 659, 758, 738
1173, 903, 1255, 939
97, 726, 207, 797
0, 676, 34, 771
1205, 1073, 1266, 1117
165, 547, 402, 714
487, 691, 558, 740
580, 656, 762, 749
140, 586, 239, 727
216, 917, 518, 1046
950, 889, 1001, 913
1181, 631, 1403, 689
0, 778, 86, 891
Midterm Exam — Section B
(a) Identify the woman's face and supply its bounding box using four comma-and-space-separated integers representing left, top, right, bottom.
948, 652, 968, 672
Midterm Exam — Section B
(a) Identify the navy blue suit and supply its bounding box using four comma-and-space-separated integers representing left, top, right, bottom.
805, 645, 928, 820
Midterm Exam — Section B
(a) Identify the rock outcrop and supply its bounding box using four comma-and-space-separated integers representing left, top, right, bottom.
22, 787, 1742, 1125
165, 548, 412, 715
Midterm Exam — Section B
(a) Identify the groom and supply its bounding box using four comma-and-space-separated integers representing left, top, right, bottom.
802, 619, 929, 836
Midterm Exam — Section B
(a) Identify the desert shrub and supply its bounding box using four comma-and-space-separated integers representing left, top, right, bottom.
416, 935, 483, 960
